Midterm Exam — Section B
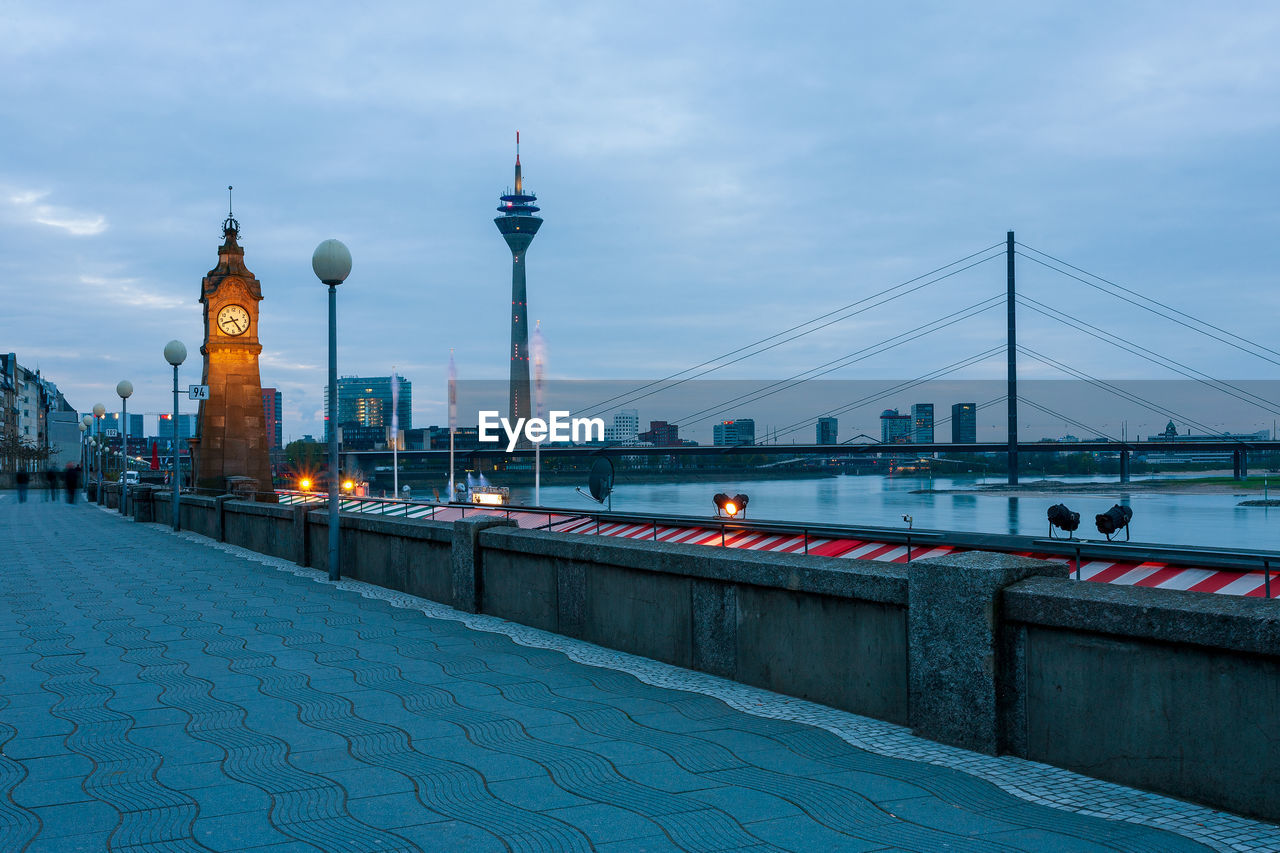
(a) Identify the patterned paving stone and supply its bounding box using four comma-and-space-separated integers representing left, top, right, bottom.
0, 498, 1276, 852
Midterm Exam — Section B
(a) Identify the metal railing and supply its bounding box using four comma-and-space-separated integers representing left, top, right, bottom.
270, 489, 1278, 595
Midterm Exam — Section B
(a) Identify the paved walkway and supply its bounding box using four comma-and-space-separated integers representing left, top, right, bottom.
0, 497, 1271, 852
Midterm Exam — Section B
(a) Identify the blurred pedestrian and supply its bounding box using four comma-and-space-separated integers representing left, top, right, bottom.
15, 469, 29, 502
65, 463, 80, 504
44, 466, 59, 501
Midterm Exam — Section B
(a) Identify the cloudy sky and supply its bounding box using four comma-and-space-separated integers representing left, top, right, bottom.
3, 2, 1278, 442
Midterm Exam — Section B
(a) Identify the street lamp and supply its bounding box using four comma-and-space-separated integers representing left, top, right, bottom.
92, 402, 106, 495
313, 238, 352, 581
164, 340, 187, 532
79, 417, 90, 498
117, 380, 133, 514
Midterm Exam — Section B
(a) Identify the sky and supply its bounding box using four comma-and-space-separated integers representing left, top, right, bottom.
3, 2, 1279, 443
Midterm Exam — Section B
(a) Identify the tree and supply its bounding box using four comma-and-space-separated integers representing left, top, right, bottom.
285, 439, 324, 471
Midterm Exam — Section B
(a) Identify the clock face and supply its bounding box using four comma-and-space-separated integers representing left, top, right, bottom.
216, 304, 250, 336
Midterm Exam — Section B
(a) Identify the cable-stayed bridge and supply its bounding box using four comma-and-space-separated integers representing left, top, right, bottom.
387, 232, 1280, 483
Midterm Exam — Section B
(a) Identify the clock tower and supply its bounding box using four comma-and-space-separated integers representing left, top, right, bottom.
193, 207, 274, 497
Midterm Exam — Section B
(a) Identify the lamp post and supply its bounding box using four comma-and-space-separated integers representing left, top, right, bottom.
79, 417, 90, 497
164, 340, 187, 531
312, 238, 352, 581
117, 380, 133, 514
92, 402, 106, 496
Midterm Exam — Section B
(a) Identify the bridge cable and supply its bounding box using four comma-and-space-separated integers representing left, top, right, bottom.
1017, 345, 1229, 439
669, 295, 1005, 430
1019, 396, 1119, 443
1017, 296, 1280, 417
1015, 250, 1280, 368
766, 346, 1007, 442
574, 245, 1005, 419
1016, 241, 1280, 361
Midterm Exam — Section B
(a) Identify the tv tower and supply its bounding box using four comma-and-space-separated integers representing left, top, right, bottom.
495, 131, 542, 423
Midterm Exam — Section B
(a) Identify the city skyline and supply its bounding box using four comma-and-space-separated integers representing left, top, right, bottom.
2, 4, 1278, 442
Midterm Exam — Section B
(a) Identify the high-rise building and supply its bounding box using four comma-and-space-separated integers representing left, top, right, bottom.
324, 375, 412, 444
101, 412, 144, 437
605, 410, 640, 445
880, 409, 912, 444
494, 133, 542, 424
640, 420, 681, 447
261, 388, 283, 449
714, 419, 756, 446
951, 402, 977, 443
816, 417, 838, 445
911, 403, 934, 444
158, 413, 198, 441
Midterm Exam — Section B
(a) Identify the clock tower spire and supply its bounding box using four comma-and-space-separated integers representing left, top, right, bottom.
193, 200, 274, 497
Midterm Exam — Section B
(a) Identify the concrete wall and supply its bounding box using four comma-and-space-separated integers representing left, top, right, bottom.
222, 502, 296, 562
304, 511, 453, 602
1003, 578, 1280, 822
138, 491, 1279, 823
479, 529, 911, 724
178, 495, 218, 538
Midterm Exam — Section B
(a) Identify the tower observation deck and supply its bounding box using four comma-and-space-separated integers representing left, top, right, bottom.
494, 132, 543, 423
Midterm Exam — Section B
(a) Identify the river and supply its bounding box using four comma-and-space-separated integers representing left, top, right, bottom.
485, 474, 1277, 551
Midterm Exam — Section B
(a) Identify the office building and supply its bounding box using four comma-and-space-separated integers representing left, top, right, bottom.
951, 403, 977, 443
911, 403, 934, 444
101, 412, 144, 438
261, 388, 283, 450
324, 374, 412, 444
714, 418, 756, 446
880, 409, 912, 444
816, 417, 838, 445
605, 410, 640, 445
158, 413, 198, 442
640, 420, 681, 447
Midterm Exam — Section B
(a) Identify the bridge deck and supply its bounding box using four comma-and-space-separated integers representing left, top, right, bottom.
5, 496, 1275, 851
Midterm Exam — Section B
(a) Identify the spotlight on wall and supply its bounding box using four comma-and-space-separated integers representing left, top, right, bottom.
1047, 504, 1080, 539
1094, 504, 1133, 541
713, 493, 749, 519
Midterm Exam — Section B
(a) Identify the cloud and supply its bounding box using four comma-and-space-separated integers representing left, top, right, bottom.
78, 275, 185, 310
6, 189, 107, 236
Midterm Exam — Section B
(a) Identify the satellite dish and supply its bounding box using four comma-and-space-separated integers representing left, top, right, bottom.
588, 457, 614, 503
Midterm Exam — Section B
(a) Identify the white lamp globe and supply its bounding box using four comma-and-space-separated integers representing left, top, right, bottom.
117, 380, 133, 399
82, 414, 93, 428
92, 403, 106, 418
164, 340, 187, 366
312, 239, 352, 285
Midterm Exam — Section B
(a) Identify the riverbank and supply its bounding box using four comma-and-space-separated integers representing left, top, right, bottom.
913, 472, 1274, 497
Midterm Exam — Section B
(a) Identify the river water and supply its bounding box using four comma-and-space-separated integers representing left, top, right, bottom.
494, 474, 1276, 551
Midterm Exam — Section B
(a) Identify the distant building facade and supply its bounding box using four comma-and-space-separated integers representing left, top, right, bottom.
714, 418, 755, 446
1143, 421, 1272, 464
880, 409, 912, 444
404, 426, 483, 452
605, 410, 641, 445
101, 412, 144, 438
640, 420, 681, 447
0, 353, 79, 472
816, 417, 838, 445
325, 374, 412, 444
157, 413, 198, 442
261, 388, 283, 450
910, 404, 934, 444
951, 403, 977, 444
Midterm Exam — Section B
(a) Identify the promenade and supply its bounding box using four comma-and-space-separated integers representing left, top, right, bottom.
0, 495, 1274, 852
